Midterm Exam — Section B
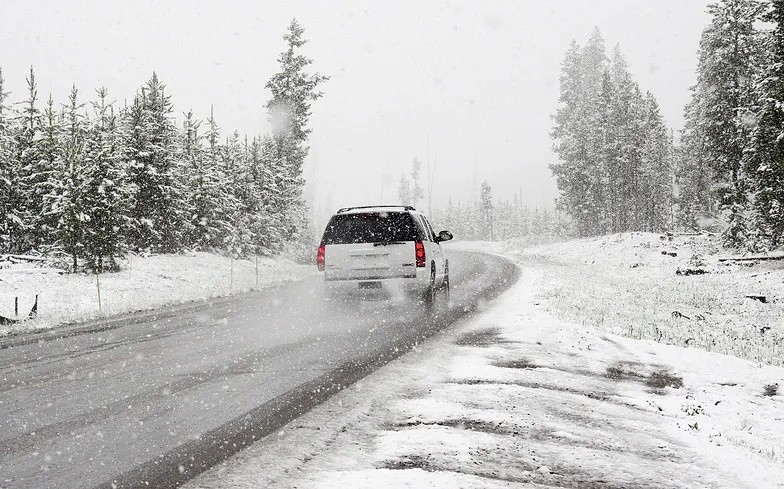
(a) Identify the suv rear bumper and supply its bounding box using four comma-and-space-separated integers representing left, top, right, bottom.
324, 273, 416, 281
322, 273, 429, 298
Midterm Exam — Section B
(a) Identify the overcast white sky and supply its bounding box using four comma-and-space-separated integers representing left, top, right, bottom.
1, 0, 711, 220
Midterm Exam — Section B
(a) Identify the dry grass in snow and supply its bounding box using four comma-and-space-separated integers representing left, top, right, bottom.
513, 232, 784, 366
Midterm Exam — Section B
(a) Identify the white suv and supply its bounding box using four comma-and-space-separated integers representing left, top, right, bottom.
316, 206, 452, 306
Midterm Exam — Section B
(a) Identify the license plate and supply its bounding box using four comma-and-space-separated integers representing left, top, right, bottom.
358, 281, 382, 289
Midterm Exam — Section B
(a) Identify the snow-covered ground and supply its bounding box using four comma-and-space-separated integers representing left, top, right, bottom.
185, 236, 784, 488
515, 232, 784, 367
0, 252, 314, 337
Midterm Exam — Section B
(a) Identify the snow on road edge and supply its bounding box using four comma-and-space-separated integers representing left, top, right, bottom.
186, 255, 784, 489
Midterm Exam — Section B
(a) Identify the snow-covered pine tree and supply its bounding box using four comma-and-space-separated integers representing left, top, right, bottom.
48, 86, 87, 270
0, 67, 19, 252
550, 41, 585, 233
586, 69, 616, 235
745, 0, 784, 249
223, 130, 253, 257
609, 47, 646, 232
80, 88, 132, 272
124, 92, 148, 250
126, 73, 188, 253
206, 107, 237, 249
14, 67, 48, 251
182, 108, 236, 250
182, 111, 210, 248
676, 97, 713, 231
257, 133, 288, 251
245, 135, 277, 255
265, 19, 328, 243
181, 110, 202, 247
639, 94, 674, 232
38, 95, 64, 246
552, 31, 674, 237
550, 29, 609, 237
694, 0, 767, 247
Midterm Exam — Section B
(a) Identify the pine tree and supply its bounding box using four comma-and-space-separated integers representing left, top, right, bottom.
48, 86, 87, 270
258, 133, 288, 251
265, 18, 328, 242
245, 135, 278, 254
0, 21, 336, 260
551, 29, 611, 237
609, 47, 646, 232
0, 67, 18, 252
183, 108, 236, 250
223, 130, 252, 257
676, 97, 713, 230
694, 0, 766, 247
579, 31, 610, 235
745, 0, 784, 249
551, 30, 674, 237
80, 88, 132, 271
14, 67, 47, 251
181, 110, 202, 247
38, 95, 63, 245
550, 40, 590, 234
639, 94, 674, 232
126, 73, 188, 252
586, 69, 616, 234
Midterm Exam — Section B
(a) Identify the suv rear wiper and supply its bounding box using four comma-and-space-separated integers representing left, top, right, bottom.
373, 241, 406, 246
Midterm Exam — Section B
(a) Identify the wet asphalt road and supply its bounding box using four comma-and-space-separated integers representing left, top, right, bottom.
0, 250, 518, 489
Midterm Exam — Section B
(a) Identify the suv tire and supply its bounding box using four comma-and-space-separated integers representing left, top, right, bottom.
423, 265, 437, 311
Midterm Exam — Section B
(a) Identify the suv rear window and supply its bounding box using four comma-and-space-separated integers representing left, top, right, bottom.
322, 212, 421, 245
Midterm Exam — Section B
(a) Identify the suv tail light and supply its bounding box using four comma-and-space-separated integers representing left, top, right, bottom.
415, 241, 426, 267
316, 242, 326, 271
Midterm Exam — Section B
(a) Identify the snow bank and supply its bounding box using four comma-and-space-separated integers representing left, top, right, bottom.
0, 252, 314, 336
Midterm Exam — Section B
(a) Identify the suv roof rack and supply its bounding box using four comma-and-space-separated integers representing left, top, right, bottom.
336, 205, 416, 214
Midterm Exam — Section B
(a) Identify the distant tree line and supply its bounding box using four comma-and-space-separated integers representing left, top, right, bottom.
0, 19, 326, 272
431, 182, 567, 242
678, 0, 784, 250
552, 1, 784, 252
550, 28, 674, 238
